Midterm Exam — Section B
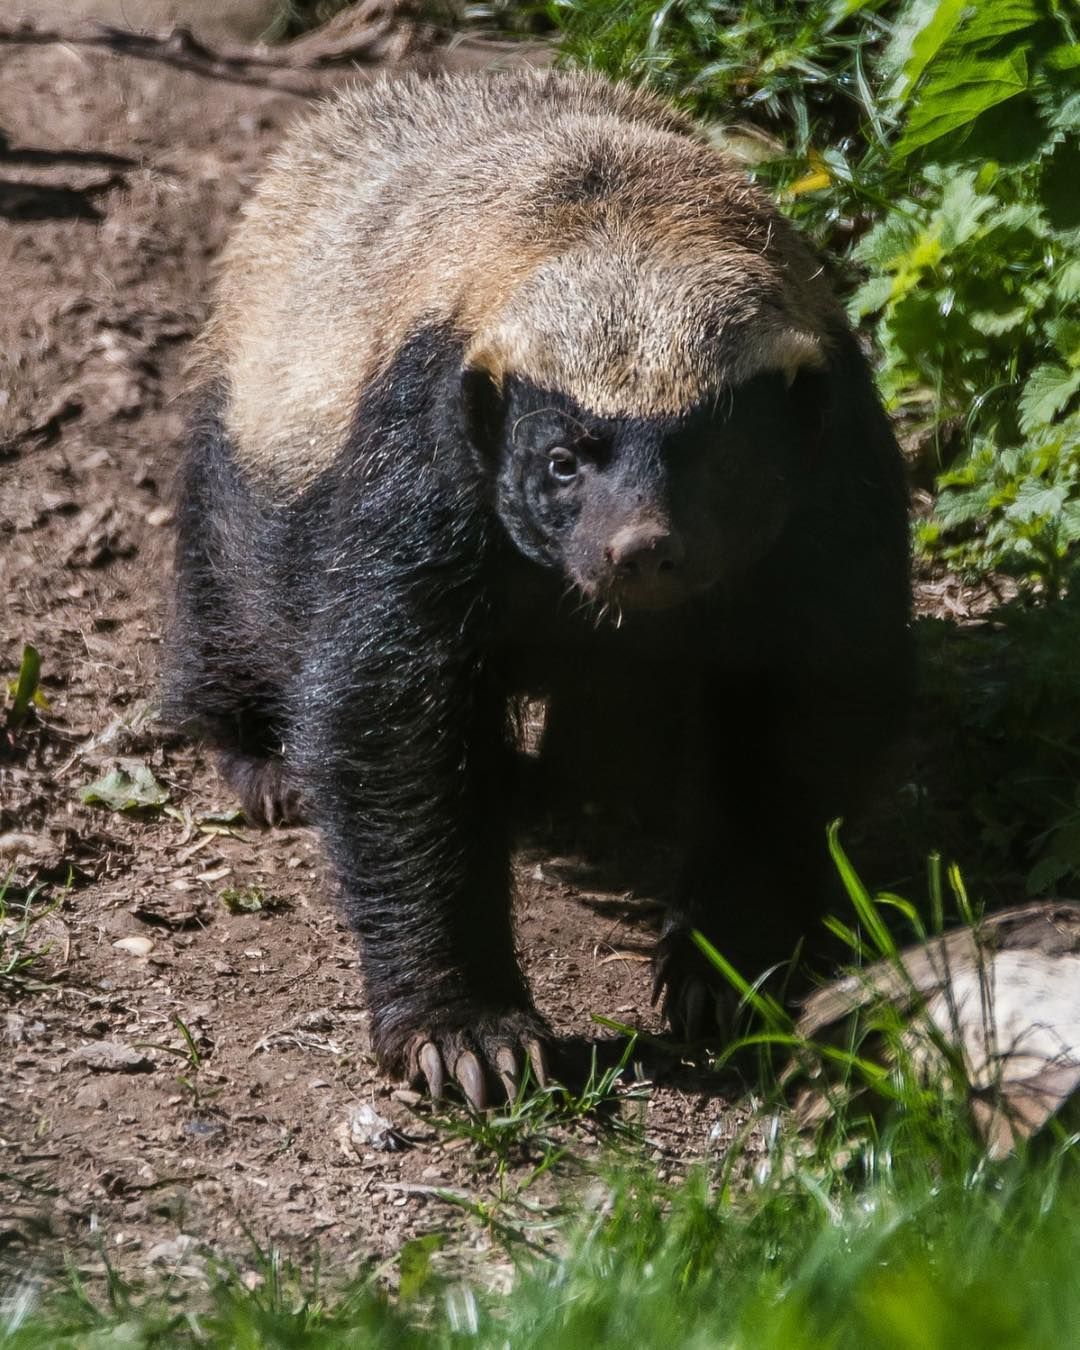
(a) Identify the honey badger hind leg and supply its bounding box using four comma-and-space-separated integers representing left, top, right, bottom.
215, 748, 306, 828
652, 675, 910, 1045
163, 393, 305, 829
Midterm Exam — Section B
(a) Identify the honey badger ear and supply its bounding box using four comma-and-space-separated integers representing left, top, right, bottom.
462, 366, 505, 459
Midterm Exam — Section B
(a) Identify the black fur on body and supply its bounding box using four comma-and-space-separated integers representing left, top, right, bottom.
166, 320, 910, 1094
165, 70, 912, 1101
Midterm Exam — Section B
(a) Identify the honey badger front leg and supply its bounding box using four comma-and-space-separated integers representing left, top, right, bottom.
293, 474, 549, 1111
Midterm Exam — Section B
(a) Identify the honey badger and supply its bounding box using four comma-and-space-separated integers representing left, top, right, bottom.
165, 69, 911, 1107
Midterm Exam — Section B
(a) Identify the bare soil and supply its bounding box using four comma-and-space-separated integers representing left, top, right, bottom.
0, 13, 749, 1286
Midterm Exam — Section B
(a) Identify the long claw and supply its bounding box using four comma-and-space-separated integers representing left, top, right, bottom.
494, 1046, 519, 1101
525, 1037, 549, 1089
455, 1050, 487, 1111
419, 1041, 445, 1100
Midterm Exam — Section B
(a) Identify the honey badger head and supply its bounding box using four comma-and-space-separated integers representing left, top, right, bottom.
463, 244, 830, 612
204, 70, 847, 556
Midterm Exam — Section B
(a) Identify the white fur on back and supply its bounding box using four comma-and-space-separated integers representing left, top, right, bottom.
201, 69, 840, 496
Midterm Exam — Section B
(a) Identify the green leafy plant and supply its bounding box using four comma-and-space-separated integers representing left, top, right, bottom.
219, 884, 290, 915
543, 0, 893, 143
79, 761, 170, 814
0, 872, 59, 996
855, 0, 1080, 590
4, 644, 47, 743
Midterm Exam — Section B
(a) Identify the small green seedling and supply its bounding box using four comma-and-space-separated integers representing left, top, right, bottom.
0, 871, 60, 994
5, 644, 48, 735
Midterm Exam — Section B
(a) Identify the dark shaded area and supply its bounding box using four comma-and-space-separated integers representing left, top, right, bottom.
0, 129, 136, 168
0, 175, 124, 221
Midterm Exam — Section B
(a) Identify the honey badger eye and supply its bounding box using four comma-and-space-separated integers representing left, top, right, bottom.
547, 448, 578, 482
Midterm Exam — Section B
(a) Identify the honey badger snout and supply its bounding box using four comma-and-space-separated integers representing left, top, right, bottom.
605, 521, 685, 579
598, 517, 690, 610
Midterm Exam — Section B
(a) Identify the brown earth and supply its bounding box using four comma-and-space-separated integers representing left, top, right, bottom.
0, 12, 758, 1290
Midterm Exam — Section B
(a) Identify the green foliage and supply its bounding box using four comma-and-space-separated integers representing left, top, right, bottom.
79, 761, 170, 814
544, 0, 893, 148
4, 645, 43, 734
858, 0, 1080, 590
9, 1152, 1080, 1347
0, 873, 58, 996
219, 884, 290, 915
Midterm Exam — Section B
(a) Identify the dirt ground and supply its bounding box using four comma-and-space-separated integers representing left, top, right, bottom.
0, 10, 771, 1288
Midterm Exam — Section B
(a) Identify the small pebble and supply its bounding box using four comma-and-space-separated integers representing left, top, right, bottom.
113, 936, 155, 957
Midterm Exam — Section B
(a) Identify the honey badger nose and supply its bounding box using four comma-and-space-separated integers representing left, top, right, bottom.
605, 522, 685, 578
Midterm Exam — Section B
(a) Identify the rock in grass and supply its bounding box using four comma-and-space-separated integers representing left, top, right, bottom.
68, 1040, 155, 1073
797, 900, 1080, 1158
338, 1102, 409, 1155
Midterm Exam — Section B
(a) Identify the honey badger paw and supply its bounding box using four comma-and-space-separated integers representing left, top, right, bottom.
394, 1010, 552, 1111
651, 924, 736, 1044
216, 749, 306, 827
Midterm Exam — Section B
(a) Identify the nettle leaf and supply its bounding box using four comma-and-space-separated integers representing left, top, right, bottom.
883, 290, 951, 361
936, 487, 995, 527
1042, 136, 1080, 229
894, 0, 967, 103
1053, 259, 1080, 304
982, 201, 1044, 237
937, 453, 1002, 505
1060, 501, 1080, 542
849, 274, 896, 319
881, 0, 937, 83
1021, 278, 1053, 310
997, 445, 1027, 479
80, 762, 170, 813
952, 0, 1040, 48
896, 49, 1029, 157
1005, 480, 1067, 523
1045, 317, 1080, 366
936, 171, 997, 248
970, 305, 1031, 336
852, 208, 922, 268
1049, 91, 1080, 135
1019, 365, 1080, 435
1047, 44, 1080, 73
958, 93, 1052, 168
